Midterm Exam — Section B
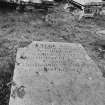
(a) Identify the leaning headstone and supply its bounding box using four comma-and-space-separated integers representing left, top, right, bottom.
9, 41, 104, 105
73, 0, 102, 5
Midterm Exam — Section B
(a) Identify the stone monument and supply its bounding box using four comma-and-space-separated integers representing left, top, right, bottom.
9, 41, 104, 105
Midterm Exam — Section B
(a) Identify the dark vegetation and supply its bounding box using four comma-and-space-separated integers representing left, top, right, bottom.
0, 1, 17, 11
0, 38, 30, 105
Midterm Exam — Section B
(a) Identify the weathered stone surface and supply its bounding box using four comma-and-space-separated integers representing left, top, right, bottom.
73, 0, 102, 5
9, 41, 104, 105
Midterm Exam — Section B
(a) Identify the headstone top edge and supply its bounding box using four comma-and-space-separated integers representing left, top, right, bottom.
18, 41, 83, 49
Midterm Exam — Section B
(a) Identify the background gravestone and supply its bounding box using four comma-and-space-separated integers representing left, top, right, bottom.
9, 41, 104, 105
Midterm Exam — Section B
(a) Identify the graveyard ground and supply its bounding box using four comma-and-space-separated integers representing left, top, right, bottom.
1, 2, 105, 105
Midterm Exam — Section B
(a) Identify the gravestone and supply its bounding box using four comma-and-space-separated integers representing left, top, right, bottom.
73, 0, 102, 5
9, 41, 103, 105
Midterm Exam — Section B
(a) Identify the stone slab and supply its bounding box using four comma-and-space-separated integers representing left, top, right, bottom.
73, 0, 102, 5
9, 41, 102, 105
